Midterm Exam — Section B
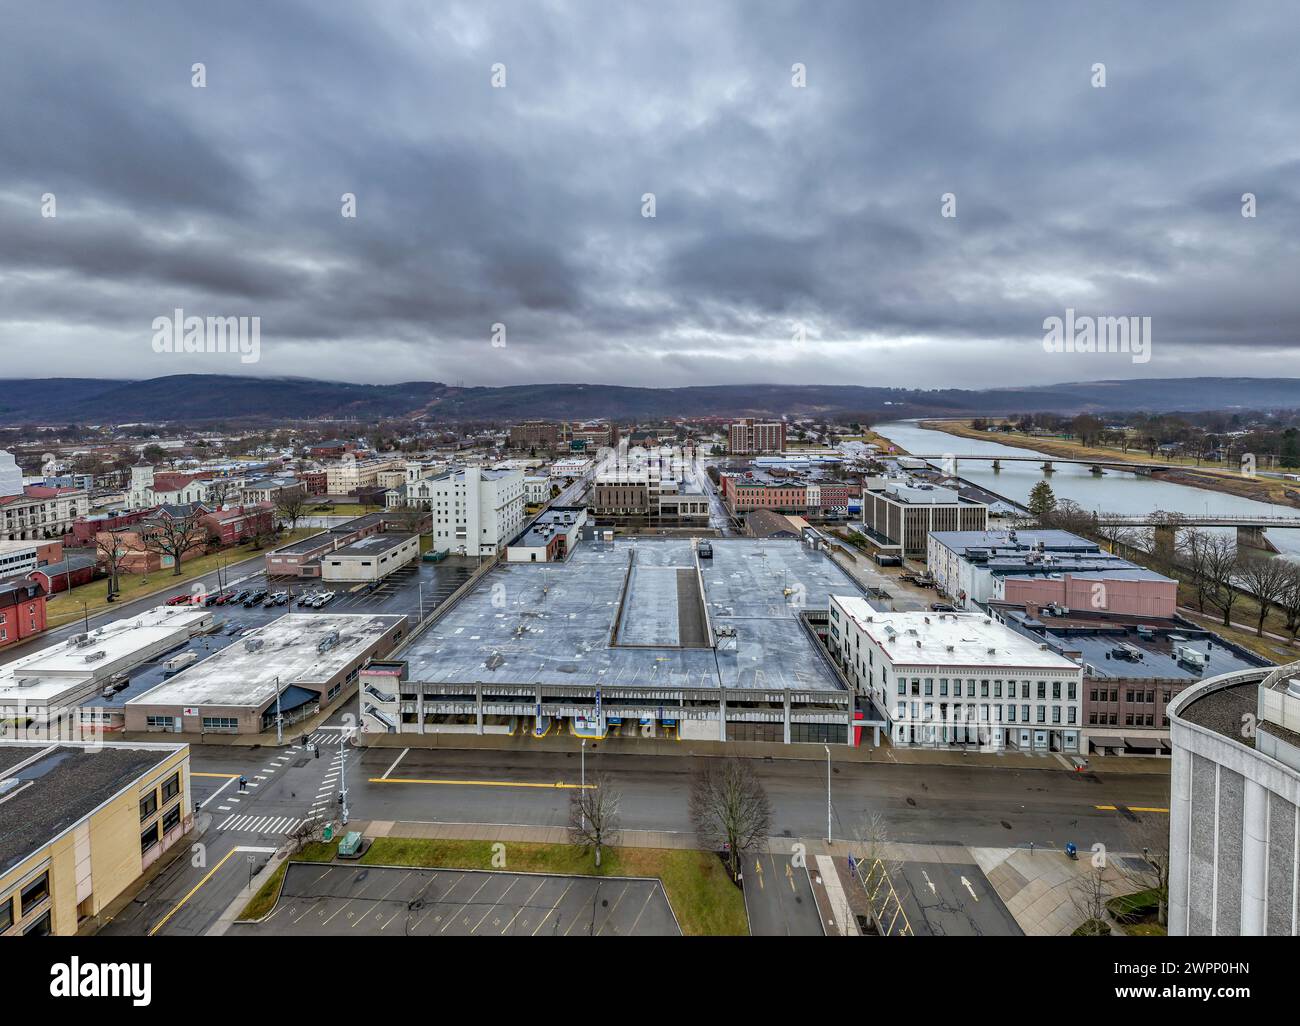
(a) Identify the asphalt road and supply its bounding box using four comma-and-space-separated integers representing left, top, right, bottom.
351, 744, 1169, 851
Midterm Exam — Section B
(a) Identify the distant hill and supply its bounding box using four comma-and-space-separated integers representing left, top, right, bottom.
0, 375, 1297, 426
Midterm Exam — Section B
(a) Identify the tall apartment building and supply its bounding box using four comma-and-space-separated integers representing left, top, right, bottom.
728, 418, 786, 455
1168, 659, 1300, 935
428, 467, 525, 557
861, 479, 987, 559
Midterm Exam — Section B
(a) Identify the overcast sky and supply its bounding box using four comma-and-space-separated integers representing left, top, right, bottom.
1, 1, 1298, 391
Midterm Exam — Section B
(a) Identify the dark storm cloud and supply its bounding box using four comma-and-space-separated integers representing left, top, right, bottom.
0, 0, 1298, 388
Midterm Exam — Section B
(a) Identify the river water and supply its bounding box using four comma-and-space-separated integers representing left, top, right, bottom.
873, 420, 1300, 562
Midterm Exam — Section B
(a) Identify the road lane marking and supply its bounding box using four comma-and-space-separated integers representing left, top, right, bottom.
369, 777, 594, 789
381, 748, 409, 780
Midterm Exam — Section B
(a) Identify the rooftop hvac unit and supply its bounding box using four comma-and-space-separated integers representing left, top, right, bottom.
245, 638, 265, 653
83, 650, 106, 663
318, 630, 341, 653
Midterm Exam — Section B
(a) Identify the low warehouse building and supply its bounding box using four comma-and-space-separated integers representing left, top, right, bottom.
0, 739, 191, 935
321, 532, 419, 583
126, 613, 407, 735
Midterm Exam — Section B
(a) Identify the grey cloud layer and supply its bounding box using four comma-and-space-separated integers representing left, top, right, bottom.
1, 0, 1297, 388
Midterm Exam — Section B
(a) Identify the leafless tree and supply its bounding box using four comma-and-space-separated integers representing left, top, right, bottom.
1236, 554, 1291, 636
206, 478, 235, 508
1199, 532, 1242, 627
1178, 528, 1215, 614
274, 491, 309, 532
689, 759, 773, 880
95, 528, 141, 596
1277, 563, 1300, 645
1069, 864, 1112, 935
567, 772, 621, 868
286, 818, 322, 854
1117, 817, 1173, 928
389, 502, 427, 536
144, 512, 207, 576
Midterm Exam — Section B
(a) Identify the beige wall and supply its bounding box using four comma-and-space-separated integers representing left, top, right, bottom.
0, 745, 190, 936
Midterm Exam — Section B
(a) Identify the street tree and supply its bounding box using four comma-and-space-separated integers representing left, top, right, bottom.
144, 511, 206, 576
274, 491, 310, 532
689, 759, 773, 881
567, 772, 621, 868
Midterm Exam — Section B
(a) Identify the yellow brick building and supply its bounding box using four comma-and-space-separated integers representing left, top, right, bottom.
0, 740, 191, 936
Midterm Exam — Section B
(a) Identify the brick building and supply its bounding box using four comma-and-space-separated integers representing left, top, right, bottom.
727, 418, 786, 455
0, 576, 46, 650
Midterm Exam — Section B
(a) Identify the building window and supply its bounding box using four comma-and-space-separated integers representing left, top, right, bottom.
141, 823, 159, 855
162, 803, 181, 834
20, 872, 49, 911
162, 771, 180, 803
139, 791, 158, 821
0, 896, 12, 932
202, 717, 239, 731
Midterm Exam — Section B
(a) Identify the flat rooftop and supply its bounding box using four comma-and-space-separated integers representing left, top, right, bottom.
273, 531, 335, 555
128, 613, 405, 711
330, 532, 417, 557
0, 606, 210, 704
833, 598, 1080, 670
0, 741, 183, 877
403, 538, 865, 692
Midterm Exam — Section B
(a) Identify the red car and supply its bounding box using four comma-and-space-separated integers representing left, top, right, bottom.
165, 594, 193, 606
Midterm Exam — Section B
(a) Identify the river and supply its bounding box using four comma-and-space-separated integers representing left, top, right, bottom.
873, 420, 1300, 562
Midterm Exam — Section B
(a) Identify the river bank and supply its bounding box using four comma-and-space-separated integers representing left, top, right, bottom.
917, 419, 1300, 511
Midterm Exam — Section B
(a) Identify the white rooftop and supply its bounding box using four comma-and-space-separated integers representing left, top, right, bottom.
832, 597, 1080, 671
127, 613, 404, 710
0, 605, 211, 704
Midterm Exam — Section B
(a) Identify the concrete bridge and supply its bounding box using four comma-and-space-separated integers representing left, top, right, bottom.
907, 453, 1175, 476
1091, 513, 1300, 556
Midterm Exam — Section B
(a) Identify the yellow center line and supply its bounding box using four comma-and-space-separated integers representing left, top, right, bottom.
192, 772, 240, 778
368, 776, 595, 789
1094, 804, 1169, 813
148, 847, 240, 936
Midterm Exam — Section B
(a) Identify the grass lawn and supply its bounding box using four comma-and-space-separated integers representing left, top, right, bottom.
238, 841, 337, 921
319, 503, 384, 516
43, 528, 319, 629
238, 836, 748, 936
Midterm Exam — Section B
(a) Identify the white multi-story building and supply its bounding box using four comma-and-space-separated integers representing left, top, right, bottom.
827, 597, 1084, 753
524, 475, 550, 504
325, 457, 406, 495
1, 451, 90, 541
427, 468, 525, 557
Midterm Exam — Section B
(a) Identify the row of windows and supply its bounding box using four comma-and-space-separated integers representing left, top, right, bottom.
894, 702, 1078, 725
895, 678, 1077, 701
1090, 711, 1166, 726
140, 770, 183, 821
1089, 688, 1172, 705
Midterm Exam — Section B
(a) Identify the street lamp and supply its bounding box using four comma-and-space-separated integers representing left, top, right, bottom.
824, 744, 833, 845
273, 674, 284, 745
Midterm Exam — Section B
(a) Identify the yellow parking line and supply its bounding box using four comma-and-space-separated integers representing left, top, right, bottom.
148, 847, 240, 936
1094, 803, 1169, 813
368, 776, 594, 789
1094, 804, 1117, 810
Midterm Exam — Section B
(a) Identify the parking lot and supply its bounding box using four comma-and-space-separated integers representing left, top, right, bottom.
236, 863, 681, 936
82, 557, 475, 715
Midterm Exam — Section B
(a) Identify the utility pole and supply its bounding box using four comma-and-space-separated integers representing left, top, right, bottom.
339, 735, 350, 825
824, 744, 833, 845
580, 738, 587, 831
273, 674, 283, 745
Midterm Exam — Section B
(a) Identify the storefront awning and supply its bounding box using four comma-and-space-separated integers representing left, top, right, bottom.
1089, 735, 1124, 748
1124, 736, 1162, 750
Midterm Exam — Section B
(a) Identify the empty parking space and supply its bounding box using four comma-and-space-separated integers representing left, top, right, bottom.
236, 863, 680, 936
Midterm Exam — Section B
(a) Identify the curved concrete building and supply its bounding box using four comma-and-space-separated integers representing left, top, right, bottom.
1168, 659, 1300, 935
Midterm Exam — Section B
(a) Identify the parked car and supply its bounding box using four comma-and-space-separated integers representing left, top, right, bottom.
165, 594, 192, 606
234, 590, 251, 603
224, 621, 243, 636
929, 602, 955, 613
